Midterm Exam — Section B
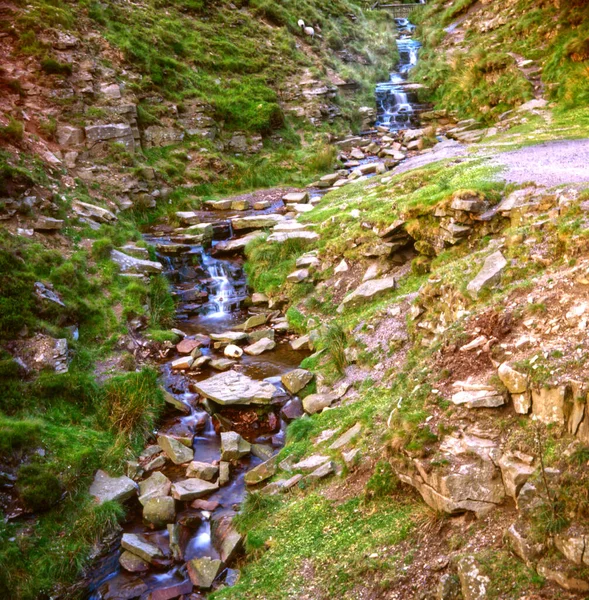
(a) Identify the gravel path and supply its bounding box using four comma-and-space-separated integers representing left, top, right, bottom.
493, 138, 589, 186
392, 139, 468, 175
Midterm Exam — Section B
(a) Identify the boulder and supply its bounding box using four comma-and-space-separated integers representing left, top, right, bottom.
187, 557, 223, 589
244, 338, 276, 355
163, 390, 190, 414
57, 125, 85, 148
244, 457, 277, 485
170, 356, 194, 370
457, 556, 490, 600
466, 251, 507, 297
85, 123, 134, 152
157, 435, 194, 465
555, 528, 588, 565
498, 452, 535, 500
303, 393, 336, 414
210, 358, 236, 371
221, 431, 251, 461
121, 533, 163, 564
252, 293, 269, 305
215, 232, 264, 253
248, 328, 275, 343
231, 214, 285, 230
211, 515, 243, 563
193, 370, 279, 405
505, 520, 545, 565
171, 478, 219, 501
337, 276, 396, 312
537, 558, 589, 592
281, 369, 314, 394
119, 550, 149, 573
287, 268, 309, 283
243, 313, 268, 329
305, 460, 334, 482
292, 455, 330, 472
290, 335, 311, 350
282, 192, 309, 204
497, 363, 528, 394
281, 397, 304, 421
90, 470, 138, 505
73, 200, 117, 224
209, 331, 248, 343
450, 390, 505, 408
186, 461, 218, 481
138, 471, 171, 505
143, 496, 176, 526
33, 216, 64, 231
224, 344, 243, 358
218, 461, 230, 486
531, 386, 567, 425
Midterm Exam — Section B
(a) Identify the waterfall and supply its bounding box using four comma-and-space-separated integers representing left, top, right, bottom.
199, 250, 246, 318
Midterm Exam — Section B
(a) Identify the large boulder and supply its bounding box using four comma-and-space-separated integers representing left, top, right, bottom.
121, 533, 164, 564
143, 496, 176, 526
337, 276, 396, 312
90, 470, 138, 505
466, 251, 507, 297
192, 370, 279, 405
186, 461, 219, 481
221, 431, 251, 461
531, 385, 567, 425
302, 393, 337, 414
498, 452, 535, 500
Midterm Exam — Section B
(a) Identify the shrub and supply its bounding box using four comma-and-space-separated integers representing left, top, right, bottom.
0, 118, 24, 144
40, 57, 72, 76
17, 464, 62, 512
91, 237, 114, 261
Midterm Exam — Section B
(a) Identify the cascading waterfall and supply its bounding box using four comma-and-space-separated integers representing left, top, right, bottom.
375, 21, 422, 130
199, 251, 247, 318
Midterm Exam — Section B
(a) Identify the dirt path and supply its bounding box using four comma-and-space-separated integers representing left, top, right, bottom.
493, 138, 589, 187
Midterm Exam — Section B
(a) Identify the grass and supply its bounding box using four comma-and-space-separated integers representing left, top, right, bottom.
0, 118, 25, 145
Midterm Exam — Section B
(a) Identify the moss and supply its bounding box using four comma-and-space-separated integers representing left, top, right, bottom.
40, 57, 72, 76
17, 463, 62, 512
0, 118, 25, 144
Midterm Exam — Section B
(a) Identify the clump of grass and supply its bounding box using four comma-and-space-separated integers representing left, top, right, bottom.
365, 460, 400, 501
0, 118, 25, 144
17, 463, 62, 512
40, 57, 72, 76
320, 322, 348, 375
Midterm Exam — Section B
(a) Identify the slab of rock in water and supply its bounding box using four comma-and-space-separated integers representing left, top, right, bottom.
119, 550, 149, 573
111, 249, 163, 275
187, 557, 223, 589
215, 231, 264, 253
244, 337, 276, 355
231, 214, 285, 230
209, 358, 236, 371
281, 397, 304, 421
281, 369, 313, 394
171, 478, 219, 501
247, 328, 275, 343
290, 334, 311, 350
90, 470, 138, 505
121, 533, 164, 564
242, 313, 267, 329
211, 514, 243, 563
157, 434, 194, 464
163, 390, 191, 414
170, 355, 194, 370
186, 461, 218, 481
138, 471, 171, 505
193, 370, 279, 405
143, 496, 176, 526
221, 431, 251, 460
209, 331, 248, 343
337, 276, 397, 312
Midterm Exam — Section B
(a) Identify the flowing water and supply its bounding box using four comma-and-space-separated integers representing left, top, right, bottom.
375, 21, 422, 130
88, 205, 309, 599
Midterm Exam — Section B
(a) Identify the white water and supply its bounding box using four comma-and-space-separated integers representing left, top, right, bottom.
200, 251, 245, 318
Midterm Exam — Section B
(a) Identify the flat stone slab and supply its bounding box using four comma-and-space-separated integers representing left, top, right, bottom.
193, 370, 279, 405
466, 251, 507, 297
292, 455, 330, 472
244, 338, 276, 355
209, 331, 248, 343
266, 231, 319, 244
111, 250, 163, 275
338, 276, 396, 312
215, 231, 264, 253
329, 423, 362, 450
172, 478, 219, 501
158, 435, 194, 464
90, 470, 138, 504
303, 393, 336, 414
231, 214, 285, 230
451, 390, 505, 408
121, 533, 164, 564
283, 192, 309, 204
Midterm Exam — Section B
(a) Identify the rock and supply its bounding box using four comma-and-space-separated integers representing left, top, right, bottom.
337, 276, 396, 312
531, 386, 567, 425
209, 331, 248, 343
555, 528, 588, 565
319, 173, 339, 186
73, 200, 117, 223
247, 328, 275, 343
193, 370, 279, 405
497, 363, 528, 394
90, 470, 138, 505
221, 431, 251, 460
343, 448, 360, 469
170, 356, 194, 370
225, 568, 241, 587
119, 550, 149, 573
252, 293, 269, 305
244, 457, 277, 485
282, 192, 309, 204
290, 334, 311, 350
121, 533, 163, 564
251, 444, 274, 461
287, 268, 309, 283
466, 251, 507, 297
334, 259, 348, 273
211, 515, 242, 563
215, 231, 265, 253
111, 250, 163, 275
57, 125, 85, 148
210, 358, 236, 371
143, 125, 184, 148
281, 369, 314, 394
157, 435, 194, 465
329, 423, 362, 450
505, 520, 545, 566
537, 558, 589, 592
512, 392, 532, 415
305, 460, 334, 482
292, 455, 330, 472
273, 222, 309, 233
186, 461, 218, 481
138, 472, 172, 505
167, 523, 184, 561
292, 203, 314, 214
244, 338, 276, 355
456, 556, 490, 600
205, 199, 232, 210
262, 473, 303, 495
498, 452, 535, 500
296, 254, 320, 269
218, 461, 230, 486
176, 338, 203, 354
243, 313, 268, 329
437, 573, 461, 600
303, 393, 336, 414
143, 496, 176, 526
191, 499, 220, 511
33, 216, 64, 231
171, 478, 219, 501
187, 557, 223, 589
144, 579, 192, 600
450, 390, 505, 408
224, 344, 243, 358
266, 231, 319, 245
350, 148, 365, 160
231, 214, 285, 230
85, 123, 134, 153
281, 397, 304, 421
231, 200, 249, 211
163, 390, 190, 414
253, 200, 271, 210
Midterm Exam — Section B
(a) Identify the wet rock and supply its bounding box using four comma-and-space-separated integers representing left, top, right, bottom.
187, 557, 223, 589
329, 423, 362, 450
466, 251, 507, 297
170, 356, 194, 370
138, 471, 172, 505
193, 370, 279, 405
144, 578, 193, 600
163, 390, 190, 414
111, 249, 163, 275
244, 338, 276, 355
176, 339, 202, 354
215, 231, 264, 253
244, 457, 277, 485
450, 389, 505, 408
191, 499, 220, 511
281, 369, 314, 394
251, 444, 274, 461
225, 568, 241, 586
221, 431, 251, 461
247, 328, 275, 343
218, 461, 230, 486
143, 496, 176, 526
457, 556, 490, 600
157, 435, 194, 465
211, 515, 243, 563
119, 550, 149, 573
337, 276, 396, 312
121, 533, 164, 564
498, 452, 535, 500
231, 214, 285, 230
210, 358, 236, 371
290, 335, 311, 350
283, 191, 309, 204
209, 331, 248, 343
224, 344, 243, 358
302, 393, 336, 414
33, 216, 64, 231
171, 478, 219, 501
186, 461, 218, 481
167, 523, 184, 561
90, 470, 138, 505
243, 313, 268, 329
99, 575, 148, 599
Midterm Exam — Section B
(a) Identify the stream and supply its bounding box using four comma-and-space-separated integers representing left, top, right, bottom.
88, 15, 421, 600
